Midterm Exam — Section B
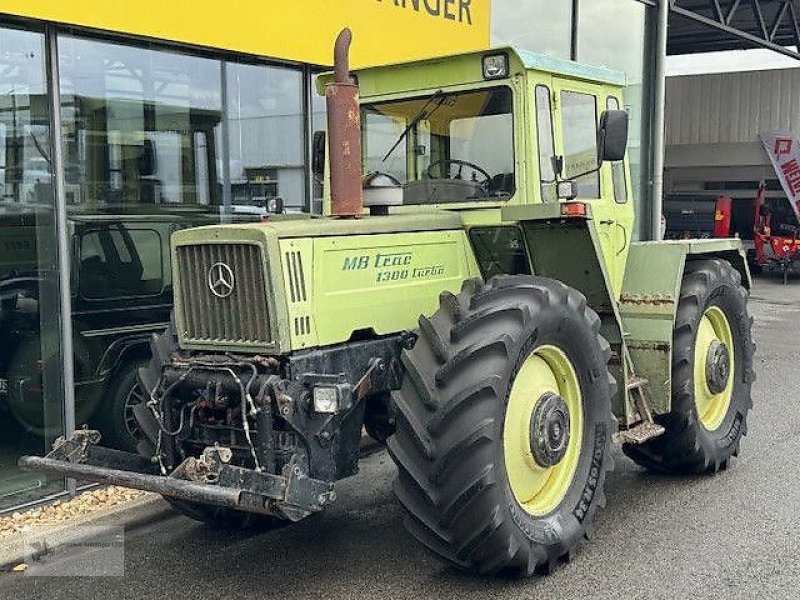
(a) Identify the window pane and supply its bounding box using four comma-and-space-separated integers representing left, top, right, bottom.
311, 74, 327, 213
535, 86, 557, 203
607, 96, 628, 204
578, 0, 650, 226
0, 26, 66, 509
58, 35, 223, 211
78, 226, 163, 299
560, 90, 599, 199
362, 87, 515, 205
226, 62, 305, 212
491, 0, 572, 59
56, 35, 224, 466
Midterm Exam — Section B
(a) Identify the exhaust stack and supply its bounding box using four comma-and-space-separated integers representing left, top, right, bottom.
326, 28, 363, 217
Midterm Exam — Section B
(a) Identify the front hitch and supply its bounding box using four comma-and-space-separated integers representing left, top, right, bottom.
18, 430, 336, 522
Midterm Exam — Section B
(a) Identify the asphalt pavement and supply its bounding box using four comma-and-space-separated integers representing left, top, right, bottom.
2, 274, 800, 599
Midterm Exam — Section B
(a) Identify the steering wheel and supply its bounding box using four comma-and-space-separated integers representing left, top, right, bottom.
365, 171, 403, 187
426, 159, 491, 187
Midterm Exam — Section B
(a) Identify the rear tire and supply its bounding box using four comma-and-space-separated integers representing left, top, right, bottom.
388, 276, 615, 576
623, 259, 754, 474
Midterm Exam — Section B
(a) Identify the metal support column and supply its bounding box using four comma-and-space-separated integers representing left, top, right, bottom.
650, 0, 669, 240
303, 64, 314, 214
570, 0, 580, 61
44, 27, 77, 495
220, 61, 233, 223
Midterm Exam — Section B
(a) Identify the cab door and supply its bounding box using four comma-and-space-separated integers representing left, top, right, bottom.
551, 80, 633, 296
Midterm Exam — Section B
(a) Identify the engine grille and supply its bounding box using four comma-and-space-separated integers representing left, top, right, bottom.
176, 243, 272, 347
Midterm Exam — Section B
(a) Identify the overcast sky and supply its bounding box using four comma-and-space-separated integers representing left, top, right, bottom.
667, 48, 800, 76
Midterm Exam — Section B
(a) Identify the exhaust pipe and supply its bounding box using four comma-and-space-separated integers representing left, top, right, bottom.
326, 28, 363, 217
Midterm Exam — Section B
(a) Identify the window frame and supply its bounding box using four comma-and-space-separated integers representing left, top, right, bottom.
359, 84, 518, 206
533, 84, 557, 203
77, 225, 165, 301
558, 88, 601, 200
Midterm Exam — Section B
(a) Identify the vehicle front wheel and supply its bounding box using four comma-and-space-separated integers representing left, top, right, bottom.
388, 276, 615, 576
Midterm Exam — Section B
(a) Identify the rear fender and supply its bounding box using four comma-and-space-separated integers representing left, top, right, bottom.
619, 239, 749, 416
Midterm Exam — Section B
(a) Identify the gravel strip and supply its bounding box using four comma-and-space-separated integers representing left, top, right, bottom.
0, 486, 150, 538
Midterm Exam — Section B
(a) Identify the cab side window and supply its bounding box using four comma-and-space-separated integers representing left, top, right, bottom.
560, 90, 600, 199
606, 96, 628, 204
535, 85, 557, 203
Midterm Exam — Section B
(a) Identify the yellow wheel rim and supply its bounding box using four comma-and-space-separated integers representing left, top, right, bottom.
503, 345, 583, 517
693, 306, 735, 431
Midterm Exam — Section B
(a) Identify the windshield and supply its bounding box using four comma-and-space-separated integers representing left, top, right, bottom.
361, 87, 515, 205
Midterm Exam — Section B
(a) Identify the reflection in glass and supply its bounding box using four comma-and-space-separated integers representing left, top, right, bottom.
55, 36, 229, 464
0, 26, 65, 510
58, 35, 223, 211
560, 90, 600, 198
577, 0, 649, 224
491, 0, 572, 59
226, 62, 305, 212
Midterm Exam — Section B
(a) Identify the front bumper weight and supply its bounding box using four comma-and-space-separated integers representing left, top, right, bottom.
18, 431, 335, 521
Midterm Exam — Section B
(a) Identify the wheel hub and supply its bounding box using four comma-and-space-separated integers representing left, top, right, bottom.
529, 393, 571, 468
705, 339, 731, 395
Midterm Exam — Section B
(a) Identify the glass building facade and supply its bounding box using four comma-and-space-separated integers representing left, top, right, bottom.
492, 0, 656, 237
0, 0, 657, 512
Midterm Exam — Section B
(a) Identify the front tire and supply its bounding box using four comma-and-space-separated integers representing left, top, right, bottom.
623, 259, 754, 474
388, 276, 614, 576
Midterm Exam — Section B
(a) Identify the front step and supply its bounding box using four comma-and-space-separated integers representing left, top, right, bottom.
614, 421, 666, 445
619, 343, 666, 444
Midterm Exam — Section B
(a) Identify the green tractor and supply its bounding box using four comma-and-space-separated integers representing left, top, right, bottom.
21, 31, 754, 576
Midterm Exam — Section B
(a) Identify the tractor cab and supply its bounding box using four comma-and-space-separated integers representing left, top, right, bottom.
318, 47, 634, 292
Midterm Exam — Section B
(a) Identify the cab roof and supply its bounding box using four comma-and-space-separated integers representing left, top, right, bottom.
513, 48, 626, 87
318, 47, 627, 95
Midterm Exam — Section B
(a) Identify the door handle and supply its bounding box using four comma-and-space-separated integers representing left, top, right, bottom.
615, 222, 629, 256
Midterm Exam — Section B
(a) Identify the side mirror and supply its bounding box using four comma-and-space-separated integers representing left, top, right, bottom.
597, 110, 629, 163
312, 131, 326, 179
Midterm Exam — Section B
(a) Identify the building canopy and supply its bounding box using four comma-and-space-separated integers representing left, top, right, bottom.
669, 0, 800, 59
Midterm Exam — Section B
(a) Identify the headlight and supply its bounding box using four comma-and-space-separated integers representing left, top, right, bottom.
313, 386, 340, 413
482, 53, 509, 80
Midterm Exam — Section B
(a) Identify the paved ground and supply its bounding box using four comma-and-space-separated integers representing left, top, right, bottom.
2, 275, 799, 599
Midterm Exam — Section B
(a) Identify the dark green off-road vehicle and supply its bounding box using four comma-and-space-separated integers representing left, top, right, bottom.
0, 208, 219, 451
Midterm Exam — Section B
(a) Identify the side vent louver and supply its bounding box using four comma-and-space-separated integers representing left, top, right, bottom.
293, 315, 312, 336
287, 249, 312, 341
286, 251, 307, 303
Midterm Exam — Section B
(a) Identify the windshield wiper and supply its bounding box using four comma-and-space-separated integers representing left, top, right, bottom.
382, 89, 447, 162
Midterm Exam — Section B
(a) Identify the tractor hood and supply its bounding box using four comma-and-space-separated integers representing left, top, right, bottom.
169, 212, 475, 355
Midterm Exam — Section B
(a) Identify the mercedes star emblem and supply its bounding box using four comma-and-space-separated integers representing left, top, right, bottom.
208, 262, 235, 298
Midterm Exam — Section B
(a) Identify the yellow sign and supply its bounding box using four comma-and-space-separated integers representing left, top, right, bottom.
0, 0, 491, 67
